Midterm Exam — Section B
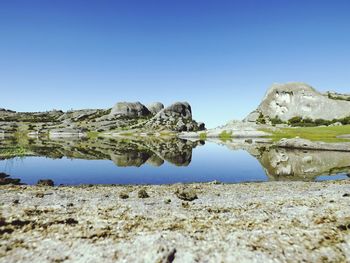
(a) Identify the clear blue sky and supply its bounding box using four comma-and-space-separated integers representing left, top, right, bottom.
1, 0, 350, 127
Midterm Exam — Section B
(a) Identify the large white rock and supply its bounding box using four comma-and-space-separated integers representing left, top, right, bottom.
245, 82, 350, 122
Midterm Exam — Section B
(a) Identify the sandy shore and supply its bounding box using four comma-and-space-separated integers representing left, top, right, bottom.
1, 181, 350, 263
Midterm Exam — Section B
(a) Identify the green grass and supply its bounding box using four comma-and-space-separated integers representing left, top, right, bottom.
158, 131, 176, 137
199, 132, 207, 140
264, 125, 350, 142
0, 147, 31, 157
87, 131, 100, 139
119, 132, 134, 136
219, 130, 232, 142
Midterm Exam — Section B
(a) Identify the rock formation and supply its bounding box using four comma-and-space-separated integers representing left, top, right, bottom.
0, 101, 204, 135
245, 82, 350, 123
110, 102, 151, 117
145, 102, 204, 132
147, 102, 164, 115
276, 138, 350, 152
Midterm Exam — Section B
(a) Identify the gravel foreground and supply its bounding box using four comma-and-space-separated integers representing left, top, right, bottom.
1, 181, 350, 263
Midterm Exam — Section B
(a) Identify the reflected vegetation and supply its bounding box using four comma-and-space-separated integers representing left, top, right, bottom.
0, 135, 349, 184
0, 135, 203, 167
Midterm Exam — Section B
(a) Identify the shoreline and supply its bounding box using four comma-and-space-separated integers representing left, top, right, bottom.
1, 180, 349, 262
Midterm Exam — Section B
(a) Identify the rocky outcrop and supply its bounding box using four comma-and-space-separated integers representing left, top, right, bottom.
245, 82, 350, 123
145, 102, 204, 132
180, 121, 269, 139
0, 108, 16, 114
110, 102, 151, 118
147, 102, 164, 115
276, 138, 350, 152
49, 128, 87, 138
160, 102, 192, 119
0, 101, 204, 134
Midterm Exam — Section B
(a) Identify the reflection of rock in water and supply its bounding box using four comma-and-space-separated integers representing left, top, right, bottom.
162, 151, 192, 166
0, 136, 200, 167
147, 139, 195, 166
110, 151, 151, 167
259, 147, 350, 181
0, 172, 22, 185
146, 155, 164, 167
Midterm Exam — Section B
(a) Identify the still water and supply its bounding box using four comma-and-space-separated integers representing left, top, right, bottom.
0, 136, 349, 185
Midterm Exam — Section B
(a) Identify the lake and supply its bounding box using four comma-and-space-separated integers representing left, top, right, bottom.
0, 136, 349, 185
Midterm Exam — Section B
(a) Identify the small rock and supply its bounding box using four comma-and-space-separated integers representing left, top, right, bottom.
175, 188, 198, 201
198, 122, 205, 131
35, 193, 45, 198
164, 199, 172, 204
37, 179, 54, 187
343, 193, 350, 197
164, 248, 176, 263
13, 199, 19, 204
337, 224, 349, 231
245, 139, 253, 144
65, 218, 79, 225
0, 173, 21, 185
182, 202, 190, 208
119, 192, 129, 199
138, 189, 149, 198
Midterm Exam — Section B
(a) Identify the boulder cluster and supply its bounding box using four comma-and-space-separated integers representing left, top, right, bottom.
109, 101, 205, 132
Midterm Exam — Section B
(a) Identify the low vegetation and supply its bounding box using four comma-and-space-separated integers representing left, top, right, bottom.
287, 116, 350, 127
256, 112, 266, 124
87, 131, 100, 139
199, 132, 207, 140
219, 130, 232, 141
0, 147, 31, 157
258, 113, 350, 127
265, 125, 350, 142
328, 93, 350, 101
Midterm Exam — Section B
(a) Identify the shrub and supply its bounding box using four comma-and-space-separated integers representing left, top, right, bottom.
270, 116, 284, 125
315, 119, 331, 126
340, 116, 350, 125
256, 112, 266, 124
288, 116, 303, 125
219, 130, 232, 141
199, 133, 207, 140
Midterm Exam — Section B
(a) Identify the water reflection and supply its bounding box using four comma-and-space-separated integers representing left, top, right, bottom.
258, 147, 350, 181
0, 136, 203, 167
0, 136, 349, 184
210, 139, 350, 181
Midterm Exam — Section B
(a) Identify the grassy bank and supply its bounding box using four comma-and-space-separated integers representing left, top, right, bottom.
265, 125, 350, 142
0, 146, 33, 158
